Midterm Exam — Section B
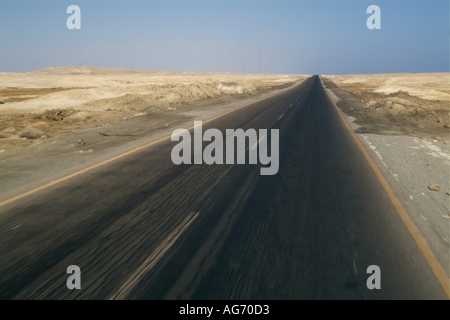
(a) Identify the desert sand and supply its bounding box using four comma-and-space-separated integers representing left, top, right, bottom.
0, 66, 305, 113
0, 67, 306, 143
322, 73, 450, 132
1, 69, 448, 146
322, 73, 449, 101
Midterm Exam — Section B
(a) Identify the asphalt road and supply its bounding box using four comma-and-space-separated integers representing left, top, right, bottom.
0, 76, 447, 299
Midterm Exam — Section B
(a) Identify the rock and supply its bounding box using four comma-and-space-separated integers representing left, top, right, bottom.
17, 128, 43, 139
43, 108, 75, 122
87, 149, 94, 152
0, 100, 5, 104
77, 139, 86, 145
3, 127, 16, 133
427, 184, 441, 191
392, 103, 405, 111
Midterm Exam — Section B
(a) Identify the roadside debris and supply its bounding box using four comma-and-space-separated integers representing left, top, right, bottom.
427, 184, 441, 191
17, 128, 43, 139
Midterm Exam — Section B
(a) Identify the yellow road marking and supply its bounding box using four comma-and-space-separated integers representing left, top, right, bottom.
322, 81, 450, 299
0, 83, 299, 208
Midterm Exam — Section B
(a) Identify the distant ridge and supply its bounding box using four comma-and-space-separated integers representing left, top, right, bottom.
30, 66, 175, 75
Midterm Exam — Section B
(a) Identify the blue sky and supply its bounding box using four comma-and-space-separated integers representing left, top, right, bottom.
0, 0, 448, 74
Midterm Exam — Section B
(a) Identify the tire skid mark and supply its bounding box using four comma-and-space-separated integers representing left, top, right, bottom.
8, 161, 232, 299
110, 211, 200, 300
164, 167, 261, 299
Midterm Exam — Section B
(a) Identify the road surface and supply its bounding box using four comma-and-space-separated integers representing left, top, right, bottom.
0, 76, 447, 299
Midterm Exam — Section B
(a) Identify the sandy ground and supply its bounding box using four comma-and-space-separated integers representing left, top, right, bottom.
323, 73, 450, 101
322, 73, 450, 139
0, 66, 306, 149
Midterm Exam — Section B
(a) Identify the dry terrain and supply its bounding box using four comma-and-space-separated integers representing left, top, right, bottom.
0, 66, 306, 149
323, 73, 449, 101
2, 69, 447, 150
322, 73, 450, 140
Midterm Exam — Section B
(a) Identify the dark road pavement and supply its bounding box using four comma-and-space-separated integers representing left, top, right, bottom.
0, 76, 447, 299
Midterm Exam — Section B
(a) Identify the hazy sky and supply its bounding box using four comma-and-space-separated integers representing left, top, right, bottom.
1, 0, 449, 74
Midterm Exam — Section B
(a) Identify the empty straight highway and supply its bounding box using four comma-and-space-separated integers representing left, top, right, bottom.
0, 76, 447, 299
